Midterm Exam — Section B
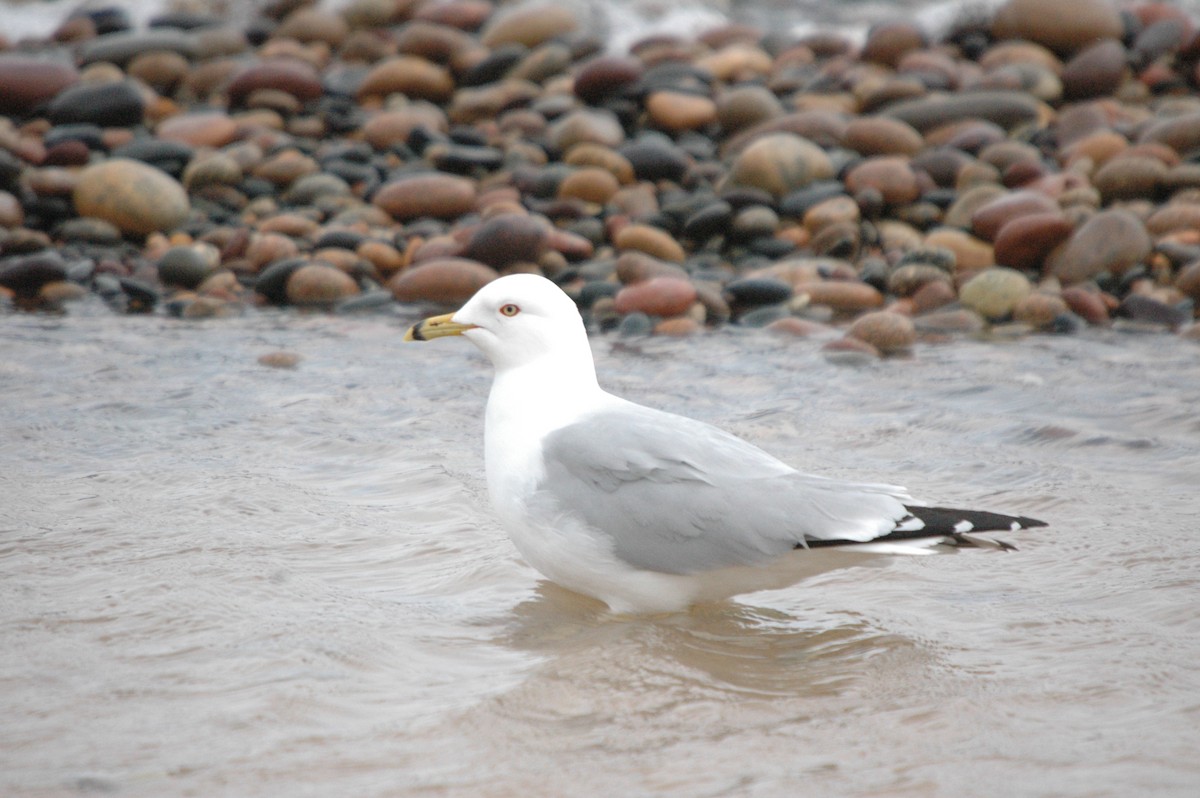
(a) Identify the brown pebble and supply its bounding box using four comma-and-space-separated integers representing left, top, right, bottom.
462, 213, 548, 269
844, 156, 920, 206
374, 174, 477, 220
1013, 291, 1069, 328
226, 58, 323, 106
615, 251, 688, 283
767, 317, 836, 337
574, 55, 644, 105
258, 351, 302, 369
992, 212, 1074, 272
970, 190, 1060, 242
959, 267, 1033, 320
246, 233, 300, 271
1061, 38, 1127, 100
357, 56, 455, 103
1060, 285, 1111, 325
822, 337, 881, 361
725, 133, 833, 198
614, 276, 697, 317
847, 310, 917, 354
388, 258, 498, 304
0, 57, 79, 115
1046, 209, 1152, 284
911, 279, 958, 313
913, 308, 986, 333
925, 228, 995, 271
1174, 260, 1200, 301
481, 4, 578, 48
362, 107, 448, 150
614, 224, 686, 263
861, 21, 926, 67
842, 116, 924, 157
888, 263, 953, 297
1091, 155, 1168, 203
654, 317, 702, 336
991, 0, 1123, 55
715, 85, 783, 134
73, 159, 190, 236
286, 263, 360, 307
800, 281, 885, 312
357, 240, 406, 277
645, 90, 717, 132
558, 167, 621, 204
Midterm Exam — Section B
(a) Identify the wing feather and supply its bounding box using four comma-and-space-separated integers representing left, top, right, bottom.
535, 403, 912, 574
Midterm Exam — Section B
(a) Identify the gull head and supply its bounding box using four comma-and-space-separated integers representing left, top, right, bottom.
404, 273, 592, 372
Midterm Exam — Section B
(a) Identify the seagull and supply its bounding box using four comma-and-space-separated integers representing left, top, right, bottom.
405, 273, 1046, 613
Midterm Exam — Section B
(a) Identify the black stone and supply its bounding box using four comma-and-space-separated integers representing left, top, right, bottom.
48, 81, 144, 128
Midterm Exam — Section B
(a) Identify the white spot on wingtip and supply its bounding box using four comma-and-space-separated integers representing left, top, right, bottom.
953, 519, 974, 533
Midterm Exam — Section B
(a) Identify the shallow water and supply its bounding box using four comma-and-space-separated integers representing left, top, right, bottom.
3, 299, 1199, 796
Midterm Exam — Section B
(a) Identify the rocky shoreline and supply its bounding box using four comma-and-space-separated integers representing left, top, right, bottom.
1, 0, 1199, 356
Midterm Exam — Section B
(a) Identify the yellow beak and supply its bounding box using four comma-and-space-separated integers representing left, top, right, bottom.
404, 312, 477, 342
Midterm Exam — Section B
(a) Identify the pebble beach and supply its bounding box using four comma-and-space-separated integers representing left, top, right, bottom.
1, 0, 1199, 356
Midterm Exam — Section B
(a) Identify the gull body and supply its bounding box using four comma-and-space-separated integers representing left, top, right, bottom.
406, 274, 1046, 613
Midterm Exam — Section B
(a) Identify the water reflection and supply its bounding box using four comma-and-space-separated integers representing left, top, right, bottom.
502, 583, 917, 698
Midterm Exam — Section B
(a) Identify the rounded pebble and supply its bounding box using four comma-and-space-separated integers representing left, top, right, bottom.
847, 311, 917, 354
959, 267, 1033, 320
74, 159, 190, 236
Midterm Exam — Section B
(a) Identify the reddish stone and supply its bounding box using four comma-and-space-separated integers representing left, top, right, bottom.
373, 174, 477, 221
614, 276, 697, 317
0, 57, 79, 115
388, 258, 498, 304
970, 190, 1060, 241
993, 212, 1074, 271
225, 59, 323, 106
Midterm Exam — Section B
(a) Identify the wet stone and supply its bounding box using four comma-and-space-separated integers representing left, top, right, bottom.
881, 90, 1041, 133
74, 159, 190, 237
614, 276, 697, 317
726, 133, 834, 198
959, 266, 1032, 320
847, 310, 917, 355
991, 0, 1123, 56
618, 139, 691, 183
388, 258, 498, 304
463, 214, 548, 269
0, 252, 68, 297
158, 246, 214, 290
286, 262, 361, 307
1046, 210, 1153, 285
1115, 294, 1192, 329
0, 57, 80, 116
47, 81, 144, 128
373, 174, 477, 221
723, 277, 793, 308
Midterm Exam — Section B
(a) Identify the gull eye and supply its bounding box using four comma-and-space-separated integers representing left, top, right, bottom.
499, 303, 521, 317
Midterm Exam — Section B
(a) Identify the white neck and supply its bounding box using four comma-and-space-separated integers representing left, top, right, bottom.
483, 347, 608, 522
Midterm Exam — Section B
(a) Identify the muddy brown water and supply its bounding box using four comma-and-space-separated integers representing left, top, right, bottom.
3, 303, 1198, 796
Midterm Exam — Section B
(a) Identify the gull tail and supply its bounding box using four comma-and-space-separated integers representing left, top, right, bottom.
804, 506, 1047, 552
893, 505, 1047, 551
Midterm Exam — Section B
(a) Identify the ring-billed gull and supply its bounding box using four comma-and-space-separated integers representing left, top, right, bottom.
405, 274, 1046, 613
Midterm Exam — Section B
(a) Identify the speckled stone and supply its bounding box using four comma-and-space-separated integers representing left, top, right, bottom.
74, 159, 190, 236
1046, 209, 1153, 284
725, 133, 834, 198
847, 310, 917, 354
959, 267, 1033, 320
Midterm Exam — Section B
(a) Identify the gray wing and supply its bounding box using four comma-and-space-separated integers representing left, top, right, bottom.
535, 403, 913, 575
